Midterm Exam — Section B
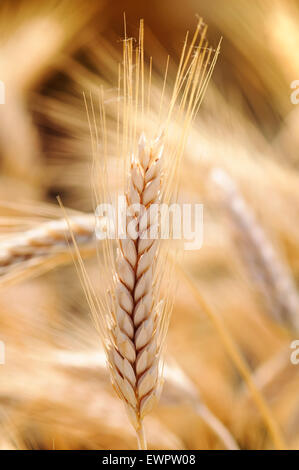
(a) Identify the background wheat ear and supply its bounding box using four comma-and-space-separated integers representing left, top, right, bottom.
211, 168, 299, 333
106, 132, 166, 450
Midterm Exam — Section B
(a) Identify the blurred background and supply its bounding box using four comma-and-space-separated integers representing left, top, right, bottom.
0, 0, 299, 450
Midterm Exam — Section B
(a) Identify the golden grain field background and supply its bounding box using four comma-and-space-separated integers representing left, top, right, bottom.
0, 0, 299, 450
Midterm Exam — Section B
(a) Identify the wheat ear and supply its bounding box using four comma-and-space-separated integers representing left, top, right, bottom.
212, 168, 299, 332
107, 133, 165, 450
0, 215, 95, 275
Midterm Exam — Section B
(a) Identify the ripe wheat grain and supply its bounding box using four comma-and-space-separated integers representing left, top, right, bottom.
107, 133, 166, 449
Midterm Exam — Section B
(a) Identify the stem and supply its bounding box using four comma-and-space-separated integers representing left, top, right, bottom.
136, 422, 147, 450
195, 402, 239, 450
